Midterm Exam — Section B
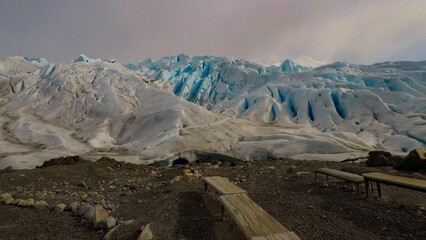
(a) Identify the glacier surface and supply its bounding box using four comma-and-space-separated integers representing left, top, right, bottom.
0, 55, 425, 169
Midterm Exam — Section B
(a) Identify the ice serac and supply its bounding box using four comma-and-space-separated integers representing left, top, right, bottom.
126, 56, 426, 154
0, 54, 425, 169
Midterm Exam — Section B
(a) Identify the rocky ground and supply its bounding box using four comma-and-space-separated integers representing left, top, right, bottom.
0, 156, 425, 240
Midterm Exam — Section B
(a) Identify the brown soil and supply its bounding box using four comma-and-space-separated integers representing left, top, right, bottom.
0, 157, 425, 240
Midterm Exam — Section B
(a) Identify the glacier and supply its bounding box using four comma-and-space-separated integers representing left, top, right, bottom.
0, 54, 425, 169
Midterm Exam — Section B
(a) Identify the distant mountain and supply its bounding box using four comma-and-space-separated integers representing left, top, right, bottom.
0, 55, 425, 169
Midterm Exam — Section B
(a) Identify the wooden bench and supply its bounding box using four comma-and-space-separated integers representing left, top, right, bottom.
363, 172, 426, 198
203, 176, 247, 195
314, 168, 364, 194
219, 194, 300, 240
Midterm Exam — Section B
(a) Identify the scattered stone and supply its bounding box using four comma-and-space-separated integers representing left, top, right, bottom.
129, 184, 139, 191
18, 198, 35, 207
138, 223, 153, 240
286, 166, 297, 173
78, 204, 93, 217
296, 171, 310, 175
34, 200, 49, 209
123, 219, 134, 225
183, 172, 201, 182
0, 192, 13, 204
93, 205, 109, 224
103, 225, 118, 240
81, 193, 88, 200
35, 191, 48, 200
11, 199, 21, 205
309, 205, 314, 209
54, 203, 67, 212
267, 166, 276, 171
171, 175, 182, 183
95, 216, 116, 229
182, 169, 191, 174
68, 201, 80, 213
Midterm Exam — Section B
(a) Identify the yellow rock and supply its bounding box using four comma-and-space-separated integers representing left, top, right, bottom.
171, 175, 182, 183
81, 193, 88, 199
267, 166, 276, 171
94, 205, 109, 223
183, 169, 192, 174
183, 172, 201, 182
0, 192, 12, 204
18, 198, 35, 207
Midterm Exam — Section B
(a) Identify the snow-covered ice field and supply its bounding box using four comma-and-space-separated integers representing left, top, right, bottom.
0, 55, 425, 169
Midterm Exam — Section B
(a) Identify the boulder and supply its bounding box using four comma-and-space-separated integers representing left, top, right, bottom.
366, 151, 401, 167
394, 149, 426, 171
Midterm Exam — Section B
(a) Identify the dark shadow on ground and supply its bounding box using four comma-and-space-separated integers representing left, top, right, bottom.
176, 192, 215, 240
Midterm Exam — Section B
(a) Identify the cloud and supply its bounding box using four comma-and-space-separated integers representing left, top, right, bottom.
0, 0, 425, 64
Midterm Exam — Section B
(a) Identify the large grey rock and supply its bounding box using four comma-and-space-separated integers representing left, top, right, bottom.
366, 151, 401, 167
394, 149, 426, 171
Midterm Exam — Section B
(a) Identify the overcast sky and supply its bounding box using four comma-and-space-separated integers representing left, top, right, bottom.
1, 0, 425, 65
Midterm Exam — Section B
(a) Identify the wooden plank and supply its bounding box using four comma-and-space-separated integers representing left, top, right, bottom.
362, 172, 426, 191
316, 168, 364, 183
219, 194, 300, 240
203, 176, 247, 195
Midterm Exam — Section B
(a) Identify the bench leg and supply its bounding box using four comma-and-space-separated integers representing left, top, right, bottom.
221, 205, 225, 221
204, 182, 208, 193
315, 172, 317, 182
326, 175, 329, 181
356, 184, 360, 195
377, 182, 382, 198
365, 180, 369, 198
